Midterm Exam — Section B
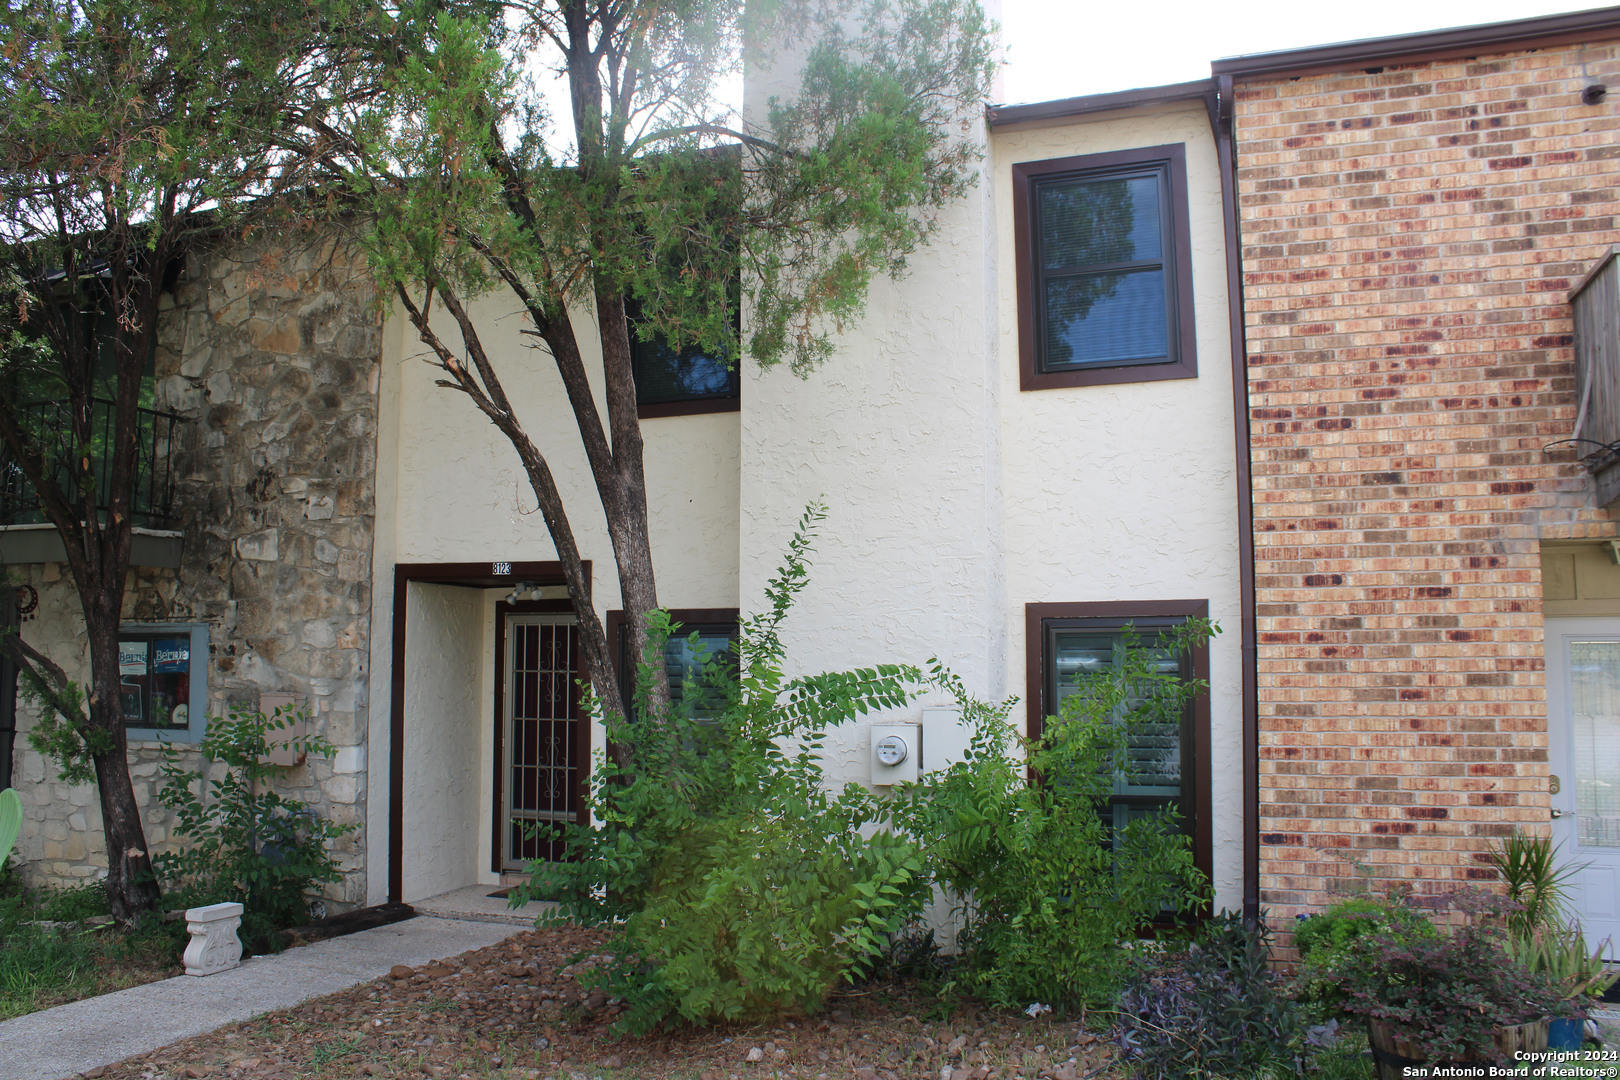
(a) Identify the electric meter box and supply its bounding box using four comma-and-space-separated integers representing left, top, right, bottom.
869, 722, 921, 785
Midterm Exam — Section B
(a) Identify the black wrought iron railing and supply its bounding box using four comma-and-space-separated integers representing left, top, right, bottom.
0, 398, 186, 530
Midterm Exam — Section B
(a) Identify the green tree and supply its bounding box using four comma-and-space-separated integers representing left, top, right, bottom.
0, 0, 361, 922
315, 0, 996, 733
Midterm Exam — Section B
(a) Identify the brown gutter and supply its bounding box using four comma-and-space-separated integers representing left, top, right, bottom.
1213, 5, 1620, 80
1212, 73, 1261, 923
987, 79, 1215, 130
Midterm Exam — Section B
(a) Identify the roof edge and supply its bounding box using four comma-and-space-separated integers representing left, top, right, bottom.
1212, 5, 1620, 79
987, 79, 1215, 129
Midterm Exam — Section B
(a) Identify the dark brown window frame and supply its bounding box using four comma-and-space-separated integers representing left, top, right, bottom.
1023, 600, 1213, 905
626, 296, 742, 420
605, 607, 742, 711
1014, 144, 1198, 391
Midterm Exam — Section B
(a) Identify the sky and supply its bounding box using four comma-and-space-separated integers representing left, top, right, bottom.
996, 0, 1607, 105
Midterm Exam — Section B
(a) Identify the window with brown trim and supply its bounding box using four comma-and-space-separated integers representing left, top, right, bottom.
1024, 601, 1212, 896
626, 299, 740, 419
606, 608, 740, 718
1014, 144, 1197, 390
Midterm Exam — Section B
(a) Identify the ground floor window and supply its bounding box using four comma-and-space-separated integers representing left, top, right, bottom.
607, 608, 739, 720
1025, 601, 1212, 889
119, 623, 207, 740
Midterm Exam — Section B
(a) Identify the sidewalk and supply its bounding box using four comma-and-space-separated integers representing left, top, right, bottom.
0, 915, 526, 1080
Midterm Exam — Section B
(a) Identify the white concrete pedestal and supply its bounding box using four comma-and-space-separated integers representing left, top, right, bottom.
182, 902, 244, 976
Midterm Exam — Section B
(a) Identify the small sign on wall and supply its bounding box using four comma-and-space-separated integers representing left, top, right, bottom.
260, 693, 306, 768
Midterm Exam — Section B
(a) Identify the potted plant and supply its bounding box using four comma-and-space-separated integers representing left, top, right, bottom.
1337, 892, 1561, 1079
1506, 923, 1618, 1050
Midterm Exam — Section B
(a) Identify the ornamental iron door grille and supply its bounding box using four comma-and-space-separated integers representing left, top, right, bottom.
502, 615, 582, 869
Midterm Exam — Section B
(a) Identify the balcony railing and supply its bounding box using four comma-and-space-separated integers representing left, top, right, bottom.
0, 398, 186, 530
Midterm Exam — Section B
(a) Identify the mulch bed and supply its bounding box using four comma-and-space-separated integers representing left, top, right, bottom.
84, 925, 1121, 1080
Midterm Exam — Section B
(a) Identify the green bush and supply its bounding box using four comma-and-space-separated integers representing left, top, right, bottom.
1292, 894, 1435, 1009
154, 707, 355, 951
892, 622, 1213, 1010
525, 504, 932, 1032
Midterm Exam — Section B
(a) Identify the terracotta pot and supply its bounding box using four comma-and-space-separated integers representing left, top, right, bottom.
1368, 1016, 1549, 1080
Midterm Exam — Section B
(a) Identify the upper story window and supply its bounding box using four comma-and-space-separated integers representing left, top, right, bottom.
1013, 144, 1197, 390
626, 299, 740, 419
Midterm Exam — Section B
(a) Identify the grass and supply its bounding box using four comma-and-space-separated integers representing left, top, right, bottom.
0, 872, 183, 1019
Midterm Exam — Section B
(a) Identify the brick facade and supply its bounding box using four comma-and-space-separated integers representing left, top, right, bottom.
1234, 40, 1620, 916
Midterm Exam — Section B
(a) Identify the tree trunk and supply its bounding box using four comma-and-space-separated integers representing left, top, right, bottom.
0, 585, 19, 790
82, 583, 161, 924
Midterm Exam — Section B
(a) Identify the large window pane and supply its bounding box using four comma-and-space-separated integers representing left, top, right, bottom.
630, 337, 738, 406
1571, 640, 1620, 847
1051, 628, 1183, 802
118, 633, 192, 730
1044, 269, 1168, 367
1040, 174, 1162, 270
664, 628, 735, 720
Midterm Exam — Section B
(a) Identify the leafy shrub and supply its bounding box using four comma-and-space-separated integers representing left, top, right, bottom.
892, 622, 1212, 1010
1292, 894, 1434, 1009
154, 707, 355, 951
1337, 890, 1564, 1063
525, 504, 932, 1032
1116, 911, 1308, 1079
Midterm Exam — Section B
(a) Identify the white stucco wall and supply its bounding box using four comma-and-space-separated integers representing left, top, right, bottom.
991, 103, 1245, 908
735, 85, 1244, 910
737, 43, 1005, 792
388, 294, 741, 610
400, 581, 484, 902
368, 62, 1243, 912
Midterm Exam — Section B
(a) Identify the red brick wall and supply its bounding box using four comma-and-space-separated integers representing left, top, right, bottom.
1234, 41, 1620, 916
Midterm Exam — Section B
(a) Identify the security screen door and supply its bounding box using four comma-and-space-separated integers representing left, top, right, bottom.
1547, 618, 1620, 956
501, 614, 583, 870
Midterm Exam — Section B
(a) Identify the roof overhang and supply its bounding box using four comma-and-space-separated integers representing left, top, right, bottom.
987, 79, 1216, 131
1213, 4, 1620, 80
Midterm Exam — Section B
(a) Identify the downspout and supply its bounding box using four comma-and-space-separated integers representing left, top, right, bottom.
1212, 74, 1262, 923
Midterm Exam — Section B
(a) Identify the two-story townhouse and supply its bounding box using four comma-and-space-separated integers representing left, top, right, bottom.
1, 62, 1251, 922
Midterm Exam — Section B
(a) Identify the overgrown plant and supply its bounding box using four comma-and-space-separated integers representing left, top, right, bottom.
893, 621, 1214, 1010
522, 504, 931, 1031
1116, 911, 1309, 1079
154, 707, 354, 951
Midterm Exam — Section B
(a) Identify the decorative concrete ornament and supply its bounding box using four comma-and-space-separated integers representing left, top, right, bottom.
183, 902, 244, 976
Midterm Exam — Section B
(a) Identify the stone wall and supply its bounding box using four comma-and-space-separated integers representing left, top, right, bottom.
1233, 40, 1620, 917
6, 232, 381, 906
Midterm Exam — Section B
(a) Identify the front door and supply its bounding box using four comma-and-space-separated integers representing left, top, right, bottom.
499, 614, 585, 871
1547, 617, 1620, 955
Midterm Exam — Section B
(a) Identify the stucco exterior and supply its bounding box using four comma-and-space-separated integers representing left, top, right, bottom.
992, 102, 1246, 906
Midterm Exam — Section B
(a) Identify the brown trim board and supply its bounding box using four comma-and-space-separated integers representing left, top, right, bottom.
387, 560, 583, 904
1212, 6, 1620, 80
1213, 74, 1262, 924
988, 79, 1215, 130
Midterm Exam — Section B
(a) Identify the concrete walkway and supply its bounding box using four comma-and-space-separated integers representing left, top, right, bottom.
0, 915, 526, 1080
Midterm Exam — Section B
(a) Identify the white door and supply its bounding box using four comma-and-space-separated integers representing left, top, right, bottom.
1547, 618, 1620, 956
